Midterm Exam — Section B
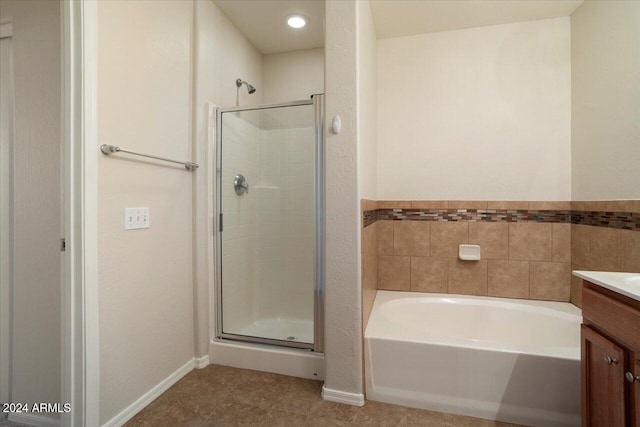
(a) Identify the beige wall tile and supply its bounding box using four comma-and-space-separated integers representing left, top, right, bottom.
571, 201, 585, 211
361, 199, 378, 213
410, 257, 448, 293
448, 200, 488, 210
448, 259, 488, 296
468, 222, 508, 260
378, 200, 411, 209
488, 260, 529, 298
528, 201, 570, 210
362, 223, 378, 329
614, 200, 640, 213
378, 256, 410, 291
360, 198, 374, 251
552, 223, 571, 263
363, 221, 377, 255
431, 222, 469, 258
584, 201, 608, 211
530, 262, 571, 301
589, 226, 621, 271
602, 201, 621, 211
571, 224, 590, 266
394, 221, 430, 256
571, 262, 589, 271
509, 223, 552, 261
377, 220, 394, 255
570, 263, 587, 308
410, 200, 448, 209
487, 201, 528, 210
621, 230, 640, 273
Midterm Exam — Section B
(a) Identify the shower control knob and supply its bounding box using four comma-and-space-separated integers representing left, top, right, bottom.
626, 372, 640, 383
604, 355, 619, 365
234, 174, 249, 196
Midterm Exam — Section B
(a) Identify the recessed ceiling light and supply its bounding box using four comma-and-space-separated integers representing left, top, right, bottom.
286, 14, 307, 29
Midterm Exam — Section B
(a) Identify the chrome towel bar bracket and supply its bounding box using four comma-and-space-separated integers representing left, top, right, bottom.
100, 144, 199, 171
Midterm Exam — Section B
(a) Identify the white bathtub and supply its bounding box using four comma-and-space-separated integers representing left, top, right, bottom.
364, 291, 582, 427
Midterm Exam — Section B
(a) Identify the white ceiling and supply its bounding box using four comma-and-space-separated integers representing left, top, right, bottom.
213, 0, 325, 55
370, 0, 584, 39
214, 0, 584, 54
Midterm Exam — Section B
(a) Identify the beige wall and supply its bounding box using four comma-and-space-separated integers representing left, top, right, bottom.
263, 48, 324, 104
0, 29, 11, 409
207, 1, 264, 109
357, 1, 378, 203
324, 0, 363, 398
357, 0, 378, 332
0, 0, 61, 421
571, 0, 640, 200
97, 1, 195, 423
377, 17, 571, 201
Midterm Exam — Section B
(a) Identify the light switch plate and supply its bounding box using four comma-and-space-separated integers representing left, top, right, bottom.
124, 207, 150, 230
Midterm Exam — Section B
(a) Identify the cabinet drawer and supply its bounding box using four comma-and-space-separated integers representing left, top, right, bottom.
582, 287, 640, 350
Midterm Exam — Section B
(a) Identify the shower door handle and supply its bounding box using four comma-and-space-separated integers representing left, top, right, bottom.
234, 174, 249, 195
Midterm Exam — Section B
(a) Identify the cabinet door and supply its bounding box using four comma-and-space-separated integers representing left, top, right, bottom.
581, 325, 627, 427
633, 358, 640, 427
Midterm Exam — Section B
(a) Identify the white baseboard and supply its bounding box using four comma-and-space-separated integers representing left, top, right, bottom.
194, 354, 210, 369
8, 413, 60, 427
102, 358, 195, 427
321, 386, 365, 407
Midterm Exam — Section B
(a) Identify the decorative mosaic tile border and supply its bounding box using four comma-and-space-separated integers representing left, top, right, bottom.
378, 208, 572, 223
363, 208, 640, 231
571, 211, 640, 231
363, 209, 378, 228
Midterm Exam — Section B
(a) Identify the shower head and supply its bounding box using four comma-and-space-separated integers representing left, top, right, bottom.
236, 78, 256, 94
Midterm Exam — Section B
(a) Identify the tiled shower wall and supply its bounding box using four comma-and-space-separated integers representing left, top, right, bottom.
361, 199, 640, 322
277, 127, 316, 321
252, 124, 316, 323
221, 114, 260, 331
223, 114, 316, 333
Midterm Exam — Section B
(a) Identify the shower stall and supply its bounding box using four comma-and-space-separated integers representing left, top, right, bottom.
215, 94, 324, 353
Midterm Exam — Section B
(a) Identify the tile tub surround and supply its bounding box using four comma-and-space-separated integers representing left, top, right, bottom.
360, 200, 640, 305
361, 199, 379, 331
570, 224, 640, 307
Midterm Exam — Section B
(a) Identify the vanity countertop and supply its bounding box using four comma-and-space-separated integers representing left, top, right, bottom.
573, 270, 640, 302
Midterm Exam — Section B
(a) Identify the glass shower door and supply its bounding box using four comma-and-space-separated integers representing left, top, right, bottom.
216, 97, 323, 350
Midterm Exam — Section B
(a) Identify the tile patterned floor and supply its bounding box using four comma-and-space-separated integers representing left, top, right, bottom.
126, 365, 524, 427
0, 418, 27, 427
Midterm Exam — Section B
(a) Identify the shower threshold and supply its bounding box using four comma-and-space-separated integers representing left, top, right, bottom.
230, 316, 313, 346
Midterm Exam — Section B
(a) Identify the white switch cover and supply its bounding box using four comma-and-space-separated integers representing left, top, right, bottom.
124, 207, 150, 230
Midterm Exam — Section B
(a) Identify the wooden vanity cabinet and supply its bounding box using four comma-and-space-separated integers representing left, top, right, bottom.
634, 358, 640, 427
581, 325, 627, 426
581, 281, 640, 427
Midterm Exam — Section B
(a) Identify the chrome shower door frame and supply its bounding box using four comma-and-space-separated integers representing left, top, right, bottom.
214, 95, 325, 353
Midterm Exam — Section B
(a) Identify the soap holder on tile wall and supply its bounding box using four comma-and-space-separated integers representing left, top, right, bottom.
459, 244, 481, 261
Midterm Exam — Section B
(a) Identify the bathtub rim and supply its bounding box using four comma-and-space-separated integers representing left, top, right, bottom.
365, 290, 583, 361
